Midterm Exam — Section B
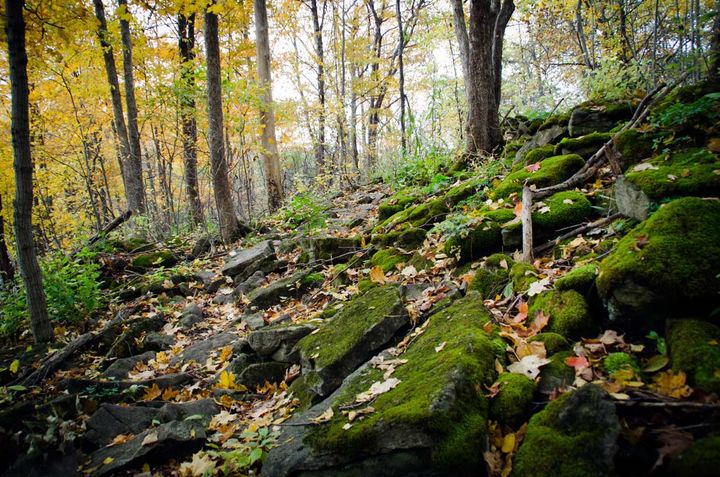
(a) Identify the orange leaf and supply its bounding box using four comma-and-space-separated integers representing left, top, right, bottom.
141, 383, 162, 401
369, 266, 386, 284
513, 302, 528, 323
529, 310, 550, 333
525, 162, 541, 173
162, 387, 180, 401
514, 201, 523, 217
565, 356, 589, 370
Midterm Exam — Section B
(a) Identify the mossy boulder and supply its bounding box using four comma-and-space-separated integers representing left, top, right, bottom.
669, 434, 720, 477
247, 269, 323, 310
371, 226, 427, 249
568, 101, 634, 137
596, 197, 720, 324
515, 124, 568, 164
444, 209, 516, 263
492, 154, 585, 199
624, 148, 720, 201
374, 198, 450, 233
489, 372, 536, 427
528, 333, 570, 355
509, 262, 536, 293
377, 188, 422, 221
555, 264, 598, 293
130, 249, 176, 268
538, 351, 575, 395
263, 293, 500, 477
529, 290, 594, 339
112, 237, 152, 253
668, 319, 720, 394
502, 191, 594, 248
603, 352, 640, 375
512, 384, 620, 477
468, 253, 513, 299
613, 128, 660, 168
523, 144, 557, 165
441, 177, 488, 206
502, 139, 526, 161
370, 248, 409, 273
299, 234, 362, 264
294, 286, 409, 398
555, 132, 611, 158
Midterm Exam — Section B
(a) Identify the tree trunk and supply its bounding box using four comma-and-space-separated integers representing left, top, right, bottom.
0, 195, 15, 283
92, 0, 135, 211
253, 0, 284, 211
396, 0, 406, 153
178, 13, 204, 225
117, 0, 146, 214
451, 0, 469, 85
309, 0, 326, 175
204, 8, 244, 241
5, 0, 53, 343
709, 0, 720, 82
458, 0, 514, 159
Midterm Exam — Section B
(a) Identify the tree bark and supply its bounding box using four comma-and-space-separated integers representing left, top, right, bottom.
396, 0, 406, 153
178, 13, 204, 225
117, 0, 146, 214
5, 0, 53, 343
204, 8, 244, 241
461, 0, 514, 158
451, 0, 469, 86
709, 0, 720, 82
309, 0, 326, 175
253, 0, 284, 211
0, 195, 15, 283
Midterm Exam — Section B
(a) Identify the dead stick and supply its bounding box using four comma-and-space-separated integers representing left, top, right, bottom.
533, 213, 623, 255
520, 182, 534, 263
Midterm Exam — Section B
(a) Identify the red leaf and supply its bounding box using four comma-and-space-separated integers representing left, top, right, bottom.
525, 162, 541, 173
565, 356, 589, 370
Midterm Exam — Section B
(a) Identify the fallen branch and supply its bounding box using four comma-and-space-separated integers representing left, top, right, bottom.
520, 182, 534, 263
14, 305, 138, 387
533, 213, 623, 255
615, 400, 720, 410
87, 210, 132, 246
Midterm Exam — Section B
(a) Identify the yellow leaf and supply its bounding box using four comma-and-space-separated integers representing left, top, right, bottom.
9, 359, 19, 374
155, 351, 169, 364
369, 266, 386, 284
102, 457, 114, 465
216, 371, 248, 391
218, 346, 233, 364
652, 370, 692, 399
162, 387, 180, 401
141, 383, 162, 401
501, 433, 516, 453
108, 433, 133, 446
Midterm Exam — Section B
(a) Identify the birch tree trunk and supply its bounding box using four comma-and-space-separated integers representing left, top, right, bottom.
309, 0, 327, 175
6, 0, 53, 343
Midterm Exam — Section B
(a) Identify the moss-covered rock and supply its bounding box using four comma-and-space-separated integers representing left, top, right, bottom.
523, 144, 557, 165
509, 262, 536, 293
489, 372, 536, 427
130, 249, 176, 268
371, 226, 427, 249
377, 188, 422, 221
502, 139, 526, 161
555, 264, 598, 292
538, 351, 575, 395
669, 434, 720, 477
295, 286, 409, 398
492, 154, 585, 199
624, 148, 720, 200
555, 132, 612, 158
300, 234, 362, 264
603, 352, 640, 375
468, 253, 514, 299
247, 269, 321, 310
528, 333, 570, 355
596, 197, 720, 323
294, 292, 500, 474
529, 290, 594, 339
668, 319, 720, 394
370, 249, 408, 273
441, 177, 488, 206
613, 128, 660, 167
569, 101, 634, 137
112, 237, 151, 253
512, 384, 620, 477
444, 209, 516, 263
375, 198, 450, 233
539, 111, 572, 131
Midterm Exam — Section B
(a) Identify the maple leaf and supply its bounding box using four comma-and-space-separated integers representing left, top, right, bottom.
216, 371, 248, 391
179, 451, 216, 477
525, 162, 541, 172
529, 310, 549, 334
565, 356, 589, 370
652, 370, 692, 399
513, 302, 528, 324
513, 201, 523, 217
162, 387, 180, 401
369, 266, 386, 284
141, 383, 162, 401
218, 345, 233, 364
507, 355, 550, 379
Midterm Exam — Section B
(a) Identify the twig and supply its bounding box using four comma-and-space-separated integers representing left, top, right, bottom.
615, 400, 720, 410
520, 182, 534, 263
533, 213, 623, 255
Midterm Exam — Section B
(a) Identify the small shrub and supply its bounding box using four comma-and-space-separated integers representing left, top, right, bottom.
281, 193, 327, 230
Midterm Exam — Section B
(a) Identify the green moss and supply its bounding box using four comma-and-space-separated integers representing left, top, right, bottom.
371, 226, 427, 249
130, 249, 176, 268
444, 209, 516, 263
555, 132, 611, 157
603, 352, 639, 375
492, 154, 585, 199
596, 197, 720, 315
441, 178, 488, 206
529, 290, 594, 339
112, 237, 150, 253
502, 139, 526, 161
287, 372, 322, 411
538, 351, 575, 394
375, 198, 450, 233
512, 385, 619, 477
624, 148, 720, 200
469, 253, 514, 299
408, 251, 433, 270
370, 249, 408, 273
613, 128, 660, 165
302, 272, 325, 286
306, 292, 499, 472
668, 319, 720, 394
489, 372, 536, 427
378, 188, 422, 221
524, 144, 557, 165
295, 286, 403, 370
555, 264, 598, 292
539, 111, 571, 130
510, 262, 536, 293
357, 279, 377, 293
528, 333, 570, 355
669, 435, 720, 477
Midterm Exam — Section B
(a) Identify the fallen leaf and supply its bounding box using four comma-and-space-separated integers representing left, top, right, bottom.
501, 433, 516, 453
102, 457, 114, 465
652, 370, 692, 399
216, 371, 248, 391
162, 387, 180, 401
9, 359, 19, 374
643, 354, 669, 373
514, 201, 523, 217
369, 266, 386, 284
435, 341, 447, 353
527, 278, 550, 297
635, 234, 650, 249
141, 383, 162, 401
313, 407, 334, 423
180, 451, 216, 477
562, 198, 574, 204
400, 265, 418, 278
565, 356, 589, 370
141, 431, 158, 447
525, 162, 541, 173
538, 206, 551, 214
342, 423, 353, 430
108, 433, 133, 447
633, 162, 659, 172
508, 355, 550, 379
356, 378, 401, 403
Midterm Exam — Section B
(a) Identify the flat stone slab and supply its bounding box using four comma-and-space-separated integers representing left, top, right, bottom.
103, 351, 155, 380
221, 240, 276, 280
247, 324, 316, 362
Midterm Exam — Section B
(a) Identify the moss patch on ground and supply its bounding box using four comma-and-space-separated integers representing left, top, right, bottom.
528, 333, 569, 355
596, 197, 720, 317
492, 154, 585, 199
375, 198, 450, 233
624, 148, 720, 200
489, 372, 536, 427
444, 209, 516, 263
669, 434, 720, 477
509, 262, 536, 293
612, 128, 660, 166
306, 292, 501, 472
555, 132, 611, 157
370, 249, 409, 273
130, 249, 176, 268
371, 226, 427, 248
529, 290, 594, 339
523, 144, 557, 165
555, 264, 598, 292
668, 319, 720, 394
469, 253, 514, 299
378, 188, 422, 221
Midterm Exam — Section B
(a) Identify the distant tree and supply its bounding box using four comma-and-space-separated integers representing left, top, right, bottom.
204, 7, 245, 241
0, 195, 15, 283
5, 0, 54, 343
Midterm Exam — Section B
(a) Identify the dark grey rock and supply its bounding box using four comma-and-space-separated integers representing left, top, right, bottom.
225, 353, 261, 375
212, 293, 234, 305
233, 270, 266, 296
88, 420, 206, 476
247, 324, 316, 362
615, 175, 650, 220
63, 373, 193, 395
171, 332, 245, 365
247, 269, 320, 310
107, 314, 165, 359
103, 351, 155, 380
140, 332, 175, 352
300, 235, 361, 264
516, 124, 567, 163
2, 443, 81, 477
179, 303, 204, 328
569, 103, 632, 137
238, 362, 289, 388
221, 240, 276, 280
242, 312, 266, 330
